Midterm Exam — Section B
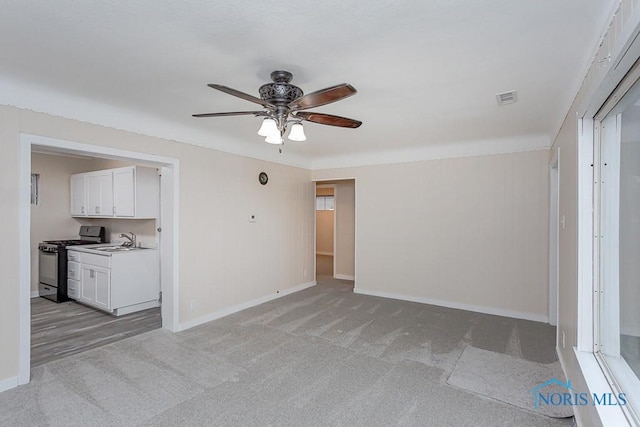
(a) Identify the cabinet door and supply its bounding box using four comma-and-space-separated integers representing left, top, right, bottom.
80, 265, 97, 303
113, 167, 135, 217
80, 265, 111, 310
70, 174, 86, 216
94, 266, 110, 310
87, 172, 113, 216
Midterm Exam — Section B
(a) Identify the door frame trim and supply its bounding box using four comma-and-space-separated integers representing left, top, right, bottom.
316, 183, 337, 276
313, 178, 357, 286
549, 148, 560, 327
18, 133, 180, 386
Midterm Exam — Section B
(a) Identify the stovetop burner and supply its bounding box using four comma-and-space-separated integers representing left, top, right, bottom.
43, 239, 97, 246
41, 226, 106, 248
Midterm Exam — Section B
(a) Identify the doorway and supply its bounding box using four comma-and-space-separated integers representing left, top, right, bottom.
549, 149, 559, 327
18, 134, 179, 385
315, 184, 335, 281
314, 179, 355, 286
29, 150, 164, 367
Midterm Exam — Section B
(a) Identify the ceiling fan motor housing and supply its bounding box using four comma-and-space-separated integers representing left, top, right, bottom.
259, 70, 303, 105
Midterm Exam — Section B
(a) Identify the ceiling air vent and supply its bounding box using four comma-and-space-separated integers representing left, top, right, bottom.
496, 90, 518, 106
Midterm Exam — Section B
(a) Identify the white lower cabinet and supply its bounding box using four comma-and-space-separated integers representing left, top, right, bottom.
67, 248, 159, 316
81, 264, 111, 310
67, 260, 80, 300
67, 279, 80, 300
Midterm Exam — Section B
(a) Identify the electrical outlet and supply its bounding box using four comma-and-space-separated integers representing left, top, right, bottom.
249, 214, 256, 223
190, 299, 197, 311
562, 331, 566, 349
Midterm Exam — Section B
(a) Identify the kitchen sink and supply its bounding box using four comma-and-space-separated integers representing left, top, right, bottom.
94, 246, 147, 252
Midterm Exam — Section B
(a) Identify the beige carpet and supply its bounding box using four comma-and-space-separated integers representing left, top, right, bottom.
447, 346, 574, 418
1, 280, 572, 426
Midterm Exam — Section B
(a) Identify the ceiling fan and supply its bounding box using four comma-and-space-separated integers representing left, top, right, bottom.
193, 70, 362, 145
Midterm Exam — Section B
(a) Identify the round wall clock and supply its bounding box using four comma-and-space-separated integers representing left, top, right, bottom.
258, 172, 268, 185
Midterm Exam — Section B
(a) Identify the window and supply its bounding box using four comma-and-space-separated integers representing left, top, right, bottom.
595, 75, 640, 423
30, 173, 39, 205
316, 195, 334, 211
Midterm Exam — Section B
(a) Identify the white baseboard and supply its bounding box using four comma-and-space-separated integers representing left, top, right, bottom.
556, 348, 581, 424
334, 274, 355, 281
316, 251, 333, 256
353, 288, 549, 323
620, 327, 640, 337
178, 281, 317, 331
114, 300, 160, 316
30, 291, 39, 298
0, 376, 18, 393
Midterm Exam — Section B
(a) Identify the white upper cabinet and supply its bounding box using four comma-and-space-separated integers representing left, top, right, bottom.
70, 174, 86, 216
70, 166, 158, 219
86, 170, 113, 216
113, 167, 135, 217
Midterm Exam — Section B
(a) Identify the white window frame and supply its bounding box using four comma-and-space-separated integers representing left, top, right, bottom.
576, 58, 640, 427
592, 83, 640, 425
30, 173, 40, 205
572, 3, 640, 425
316, 195, 335, 211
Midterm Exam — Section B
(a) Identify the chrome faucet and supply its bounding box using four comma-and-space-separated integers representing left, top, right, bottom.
120, 232, 137, 247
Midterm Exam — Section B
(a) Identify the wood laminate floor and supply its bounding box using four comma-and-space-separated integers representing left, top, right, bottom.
31, 297, 161, 367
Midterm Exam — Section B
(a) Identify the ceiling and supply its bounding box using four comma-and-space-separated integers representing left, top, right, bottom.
0, 1, 615, 169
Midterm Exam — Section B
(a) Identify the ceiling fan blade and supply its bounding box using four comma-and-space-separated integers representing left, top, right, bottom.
192, 111, 268, 118
288, 84, 357, 110
294, 111, 362, 128
207, 84, 275, 109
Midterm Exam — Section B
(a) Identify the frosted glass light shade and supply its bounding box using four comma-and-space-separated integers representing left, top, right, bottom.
288, 123, 306, 141
265, 133, 283, 145
257, 118, 278, 137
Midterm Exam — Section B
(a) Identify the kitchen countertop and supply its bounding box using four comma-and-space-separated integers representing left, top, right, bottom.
66, 243, 157, 255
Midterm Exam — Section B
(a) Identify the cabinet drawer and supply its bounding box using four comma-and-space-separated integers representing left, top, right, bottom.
68, 261, 81, 280
79, 252, 111, 268
67, 279, 80, 299
67, 251, 81, 262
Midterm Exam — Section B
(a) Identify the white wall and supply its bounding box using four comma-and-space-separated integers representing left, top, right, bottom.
316, 211, 334, 254
0, 105, 314, 385
313, 151, 549, 321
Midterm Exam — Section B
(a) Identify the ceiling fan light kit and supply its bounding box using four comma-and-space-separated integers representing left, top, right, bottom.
193, 70, 361, 148
257, 118, 278, 137
265, 133, 284, 145
288, 122, 306, 141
